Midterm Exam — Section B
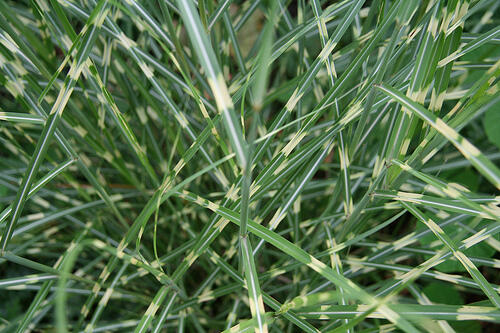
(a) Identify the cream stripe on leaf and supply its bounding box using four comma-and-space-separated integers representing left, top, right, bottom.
279, 1, 401, 161
374, 189, 497, 219
384, 1, 439, 177
392, 159, 500, 221
241, 236, 268, 333
398, 58, 500, 188
133, 285, 169, 333
176, 0, 248, 168
402, 202, 500, 308
377, 83, 500, 190
310, 0, 358, 217
122, 0, 238, 181
0, 49, 128, 229
203, 248, 318, 332
0, 158, 75, 225
83, 0, 230, 188
439, 25, 500, 67
294, 304, 500, 322
72, 138, 233, 326
0, 0, 110, 253
175, 190, 421, 333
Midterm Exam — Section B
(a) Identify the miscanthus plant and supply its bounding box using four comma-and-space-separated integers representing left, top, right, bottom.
1, 0, 500, 332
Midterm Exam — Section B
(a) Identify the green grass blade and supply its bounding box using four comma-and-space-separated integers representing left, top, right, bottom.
376, 83, 500, 190
176, 0, 248, 168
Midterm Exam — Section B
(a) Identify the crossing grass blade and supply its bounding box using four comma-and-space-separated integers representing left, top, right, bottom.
175, 189, 421, 333
295, 304, 500, 322
240, 236, 267, 333
376, 83, 500, 190
175, 0, 248, 168
401, 202, 500, 308
439, 25, 500, 67
1, 0, 110, 252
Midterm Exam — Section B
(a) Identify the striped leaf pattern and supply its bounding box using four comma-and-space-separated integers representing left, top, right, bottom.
1, 1, 499, 332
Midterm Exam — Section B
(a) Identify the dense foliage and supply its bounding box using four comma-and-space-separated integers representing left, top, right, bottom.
1, 0, 500, 332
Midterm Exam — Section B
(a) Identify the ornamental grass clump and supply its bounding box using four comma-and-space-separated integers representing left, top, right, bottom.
1, 0, 500, 332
